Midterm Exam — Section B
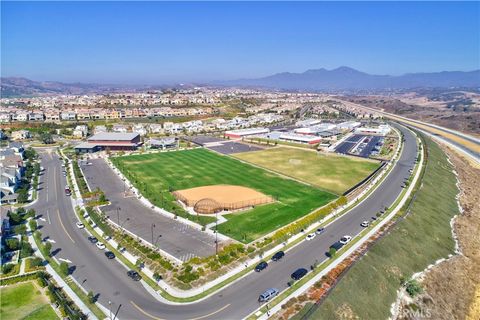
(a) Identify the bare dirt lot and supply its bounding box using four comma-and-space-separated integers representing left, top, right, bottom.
174, 184, 274, 212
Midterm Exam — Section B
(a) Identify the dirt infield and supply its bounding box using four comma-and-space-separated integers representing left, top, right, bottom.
173, 185, 274, 214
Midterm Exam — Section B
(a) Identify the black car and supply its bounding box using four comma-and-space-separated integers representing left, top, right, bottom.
104, 251, 115, 259
255, 261, 268, 272
291, 268, 308, 280
271, 251, 285, 261
330, 241, 344, 251
127, 270, 142, 281
88, 236, 98, 244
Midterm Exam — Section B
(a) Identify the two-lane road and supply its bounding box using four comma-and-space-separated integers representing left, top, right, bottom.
33, 123, 418, 319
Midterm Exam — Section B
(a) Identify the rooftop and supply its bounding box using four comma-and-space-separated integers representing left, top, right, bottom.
88, 132, 139, 141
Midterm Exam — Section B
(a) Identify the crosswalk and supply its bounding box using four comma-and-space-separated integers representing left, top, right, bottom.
179, 253, 196, 262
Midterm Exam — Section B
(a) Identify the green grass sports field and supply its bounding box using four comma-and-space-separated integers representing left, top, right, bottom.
0, 281, 58, 320
112, 148, 337, 242
235, 147, 380, 195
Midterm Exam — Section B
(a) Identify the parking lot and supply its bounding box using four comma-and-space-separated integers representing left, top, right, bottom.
81, 159, 217, 262
208, 141, 263, 155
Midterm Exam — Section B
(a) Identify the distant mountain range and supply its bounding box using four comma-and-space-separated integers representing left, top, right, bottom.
0, 77, 175, 97
2, 67, 479, 97
219, 66, 480, 91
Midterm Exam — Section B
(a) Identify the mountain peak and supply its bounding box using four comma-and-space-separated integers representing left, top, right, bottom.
222, 67, 480, 90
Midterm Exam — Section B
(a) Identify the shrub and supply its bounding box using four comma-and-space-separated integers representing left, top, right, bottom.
405, 279, 423, 297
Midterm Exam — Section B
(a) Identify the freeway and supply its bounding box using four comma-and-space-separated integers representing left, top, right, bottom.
32, 123, 417, 320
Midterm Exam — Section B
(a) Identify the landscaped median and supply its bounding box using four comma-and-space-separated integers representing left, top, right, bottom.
56, 126, 408, 304
245, 128, 423, 320
29, 219, 105, 319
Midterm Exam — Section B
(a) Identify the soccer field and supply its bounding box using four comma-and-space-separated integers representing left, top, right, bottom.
112, 148, 337, 242
235, 147, 381, 195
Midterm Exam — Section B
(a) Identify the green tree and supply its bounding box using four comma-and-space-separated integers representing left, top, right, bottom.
44, 242, 52, 256
59, 262, 69, 277
29, 219, 38, 231
17, 189, 29, 203
328, 247, 337, 258
2, 263, 14, 274
87, 291, 95, 303
6, 238, 20, 251
40, 132, 54, 144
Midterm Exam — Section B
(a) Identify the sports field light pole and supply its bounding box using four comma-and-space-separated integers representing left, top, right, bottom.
215, 211, 218, 255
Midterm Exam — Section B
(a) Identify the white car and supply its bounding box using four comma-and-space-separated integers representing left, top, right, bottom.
76, 222, 85, 229
339, 235, 352, 245
360, 221, 369, 227
96, 242, 106, 250
305, 233, 316, 241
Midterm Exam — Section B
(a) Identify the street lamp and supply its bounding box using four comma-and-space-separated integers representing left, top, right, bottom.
120, 217, 130, 230
151, 223, 156, 244
116, 207, 121, 226
154, 234, 162, 247
108, 300, 112, 320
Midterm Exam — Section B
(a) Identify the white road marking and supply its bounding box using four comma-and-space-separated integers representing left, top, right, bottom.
47, 210, 51, 224
59, 258, 72, 264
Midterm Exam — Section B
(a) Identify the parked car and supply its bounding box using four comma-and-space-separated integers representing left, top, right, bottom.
315, 227, 325, 235
255, 261, 268, 272
127, 270, 142, 281
330, 241, 344, 252
65, 187, 71, 196
271, 251, 285, 262
291, 268, 308, 280
87, 236, 98, 244
96, 242, 106, 250
339, 235, 352, 245
360, 221, 369, 227
104, 251, 115, 259
76, 222, 85, 229
305, 233, 316, 241
258, 288, 279, 303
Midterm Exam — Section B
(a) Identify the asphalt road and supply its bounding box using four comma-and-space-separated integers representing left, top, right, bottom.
32, 123, 417, 320
81, 160, 216, 261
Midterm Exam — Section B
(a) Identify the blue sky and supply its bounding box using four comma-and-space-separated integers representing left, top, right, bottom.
2, 1, 479, 84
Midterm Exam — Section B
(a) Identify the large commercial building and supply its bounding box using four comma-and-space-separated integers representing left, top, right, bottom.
75, 132, 141, 153
224, 127, 270, 139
